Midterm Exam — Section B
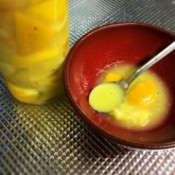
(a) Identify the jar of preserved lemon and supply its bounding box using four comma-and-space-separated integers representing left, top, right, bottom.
0, 0, 69, 104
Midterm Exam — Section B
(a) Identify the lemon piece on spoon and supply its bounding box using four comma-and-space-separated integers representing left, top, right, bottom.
89, 83, 125, 113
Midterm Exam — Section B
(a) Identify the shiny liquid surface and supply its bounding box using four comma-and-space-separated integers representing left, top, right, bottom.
95, 64, 170, 131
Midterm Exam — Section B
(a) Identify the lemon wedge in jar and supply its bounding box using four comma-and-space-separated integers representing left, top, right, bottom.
10, 46, 60, 68
17, 54, 64, 82
7, 81, 39, 104
27, 0, 68, 23
0, 0, 43, 9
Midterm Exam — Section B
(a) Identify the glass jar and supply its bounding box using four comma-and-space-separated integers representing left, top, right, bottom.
0, 0, 69, 104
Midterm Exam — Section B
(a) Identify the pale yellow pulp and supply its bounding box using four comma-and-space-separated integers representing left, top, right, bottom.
0, 0, 69, 104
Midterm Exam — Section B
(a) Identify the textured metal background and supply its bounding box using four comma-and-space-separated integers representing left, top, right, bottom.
1, 0, 175, 174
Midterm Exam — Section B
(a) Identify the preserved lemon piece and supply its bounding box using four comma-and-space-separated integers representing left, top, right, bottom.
0, 0, 42, 9
55, 16, 69, 45
10, 46, 59, 68
127, 80, 157, 107
12, 54, 64, 83
0, 0, 28, 9
0, 61, 14, 77
15, 12, 55, 55
27, 0, 68, 23
7, 81, 39, 104
103, 73, 123, 83
35, 66, 63, 86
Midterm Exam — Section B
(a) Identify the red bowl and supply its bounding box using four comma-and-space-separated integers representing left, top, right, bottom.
64, 23, 175, 149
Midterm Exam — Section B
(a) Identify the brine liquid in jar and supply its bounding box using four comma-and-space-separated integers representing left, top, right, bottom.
0, 0, 70, 104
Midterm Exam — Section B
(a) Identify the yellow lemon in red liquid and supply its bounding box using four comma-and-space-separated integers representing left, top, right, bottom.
103, 73, 123, 83
127, 80, 157, 107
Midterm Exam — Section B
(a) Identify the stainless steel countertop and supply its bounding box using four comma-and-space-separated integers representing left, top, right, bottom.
1, 0, 175, 174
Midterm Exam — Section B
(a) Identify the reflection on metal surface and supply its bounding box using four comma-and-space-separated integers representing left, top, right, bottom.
1, 0, 175, 174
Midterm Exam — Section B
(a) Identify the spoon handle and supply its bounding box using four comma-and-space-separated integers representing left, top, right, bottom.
125, 41, 175, 86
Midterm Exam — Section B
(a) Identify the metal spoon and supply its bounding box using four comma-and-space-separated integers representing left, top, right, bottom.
89, 41, 175, 113
119, 41, 175, 90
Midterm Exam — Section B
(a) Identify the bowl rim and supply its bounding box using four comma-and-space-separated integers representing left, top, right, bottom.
64, 22, 175, 150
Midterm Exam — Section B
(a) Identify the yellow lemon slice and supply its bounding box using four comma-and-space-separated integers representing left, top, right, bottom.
127, 79, 157, 107
10, 46, 59, 68
103, 73, 123, 83
15, 12, 55, 55
0, 0, 28, 9
11, 53, 64, 86
7, 81, 39, 104
0, 0, 42, 9
27, 0, 68, 23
